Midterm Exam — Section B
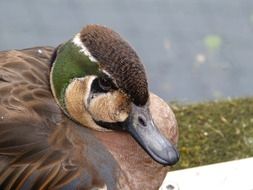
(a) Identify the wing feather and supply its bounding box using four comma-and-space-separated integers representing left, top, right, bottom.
0, 47, 86, 190
0, 47, 118, 190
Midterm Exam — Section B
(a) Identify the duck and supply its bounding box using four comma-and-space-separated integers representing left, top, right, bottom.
0, 24, 179, 190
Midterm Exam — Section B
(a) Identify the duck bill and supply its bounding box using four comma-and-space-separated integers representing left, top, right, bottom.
125, 103, 179, 165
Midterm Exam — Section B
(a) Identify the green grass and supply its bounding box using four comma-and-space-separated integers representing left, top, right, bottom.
171, 97, 253, 170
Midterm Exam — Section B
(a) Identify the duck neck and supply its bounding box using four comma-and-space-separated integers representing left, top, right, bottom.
94, 131, 168, 189
50, 37, 99, 110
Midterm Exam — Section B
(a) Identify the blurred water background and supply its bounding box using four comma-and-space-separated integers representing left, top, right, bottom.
0, 0, 252, 102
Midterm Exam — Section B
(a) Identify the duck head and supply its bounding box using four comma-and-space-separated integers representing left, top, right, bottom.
50, 25, 179, 165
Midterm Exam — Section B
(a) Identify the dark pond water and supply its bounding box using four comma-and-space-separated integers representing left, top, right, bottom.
1, 0, 252, 102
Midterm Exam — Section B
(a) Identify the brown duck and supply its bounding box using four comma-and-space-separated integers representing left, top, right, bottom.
0, 25, 179, 190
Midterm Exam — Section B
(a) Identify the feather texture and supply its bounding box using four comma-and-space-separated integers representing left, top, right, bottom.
0, 47, 118, 190
0, 46, 178, 190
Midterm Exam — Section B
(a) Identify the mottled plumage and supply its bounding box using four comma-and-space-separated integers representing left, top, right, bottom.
0, 47, 118, 189
0, 25, 178, 190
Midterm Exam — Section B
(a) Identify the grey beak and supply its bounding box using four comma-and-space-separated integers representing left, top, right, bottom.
125, 103, 180, 165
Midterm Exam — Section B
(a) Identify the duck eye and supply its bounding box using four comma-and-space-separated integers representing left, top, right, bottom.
98, 77, 112, 91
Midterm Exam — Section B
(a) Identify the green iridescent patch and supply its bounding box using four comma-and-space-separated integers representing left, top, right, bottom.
51, 40, 100, 107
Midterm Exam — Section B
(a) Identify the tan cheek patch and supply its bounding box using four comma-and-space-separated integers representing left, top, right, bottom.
65, 77, 109, 131
88, 91, 130, 123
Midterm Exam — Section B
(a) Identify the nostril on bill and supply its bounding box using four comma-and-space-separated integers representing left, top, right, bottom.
138, 115, 147, 127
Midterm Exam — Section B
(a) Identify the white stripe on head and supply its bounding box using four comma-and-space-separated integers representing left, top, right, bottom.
102, 69, 112, 78
102, 69, 118, 88
72, 33, 98, 62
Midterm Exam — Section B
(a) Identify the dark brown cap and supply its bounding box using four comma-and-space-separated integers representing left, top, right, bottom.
80, 25, 149, 106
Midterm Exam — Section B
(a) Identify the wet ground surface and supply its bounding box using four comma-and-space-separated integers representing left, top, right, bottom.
1, 0, 252, 102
